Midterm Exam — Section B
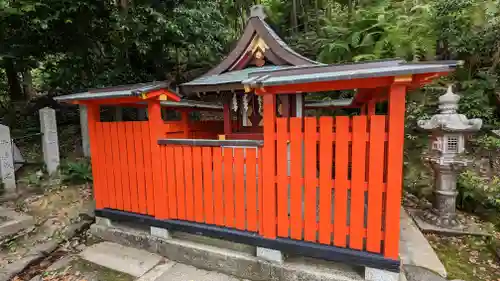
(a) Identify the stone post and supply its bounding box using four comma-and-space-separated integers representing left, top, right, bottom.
80, 105, 90, 157
0, 125, 16, 192
39, 107, 60, 176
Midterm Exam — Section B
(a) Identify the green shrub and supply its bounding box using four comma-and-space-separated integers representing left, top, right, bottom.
61, 160, 93, 184
457, 170, 500, 212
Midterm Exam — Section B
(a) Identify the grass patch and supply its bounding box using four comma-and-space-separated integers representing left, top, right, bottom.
426, 234, 500, 281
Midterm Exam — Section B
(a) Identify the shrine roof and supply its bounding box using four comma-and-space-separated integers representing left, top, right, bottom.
181, 65, 295, 90
181, 5, 323, 95
242, 60, 459, 89
54, 81, 177, 102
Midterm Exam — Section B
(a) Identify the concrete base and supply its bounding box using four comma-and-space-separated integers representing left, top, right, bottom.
365, 267, 399, 281
95, 216, 112, 227
0, 207, 34, 240
256, 247, 283, 263
407, 208, 490, 236
90, 222, 364, 281
399, 208, 447, 277
150, 226, 171, 239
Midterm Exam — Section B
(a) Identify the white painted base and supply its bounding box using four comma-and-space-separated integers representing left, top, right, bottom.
150, 226, 171, 239
365, 267, 399, 281
95, 217, 112, 227
256, 247, 283, 263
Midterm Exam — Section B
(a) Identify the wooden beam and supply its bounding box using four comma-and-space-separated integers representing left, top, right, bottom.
256, 77, 394, 95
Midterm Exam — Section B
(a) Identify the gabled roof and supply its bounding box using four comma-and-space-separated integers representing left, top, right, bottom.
181, 5, 322, 95
243, 60, 459, 89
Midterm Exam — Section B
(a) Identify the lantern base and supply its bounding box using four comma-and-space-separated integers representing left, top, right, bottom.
407, 208, 490, 237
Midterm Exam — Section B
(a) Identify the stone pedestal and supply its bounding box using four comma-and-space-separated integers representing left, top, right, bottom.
39, 107, 60, 176
0, 124, 16, 193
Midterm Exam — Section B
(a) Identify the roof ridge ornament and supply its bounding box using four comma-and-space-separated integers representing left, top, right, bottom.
250, 5, 267, 20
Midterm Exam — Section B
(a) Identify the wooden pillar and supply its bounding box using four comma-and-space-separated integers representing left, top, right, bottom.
261, 93, 276, 238
148, 101, 168, 219
181, 111, 190, 138
86, 103, 104, 209
367, 100, 376, 116
384, 81, 407, 259
223, 96, 232, 136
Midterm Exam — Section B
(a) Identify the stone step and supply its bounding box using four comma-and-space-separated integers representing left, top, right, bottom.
79, 242, 162, 277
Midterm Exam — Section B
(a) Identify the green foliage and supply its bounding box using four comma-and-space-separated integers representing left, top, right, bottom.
457, 170, 500, 212
61, 160, 92, 184
474, 135, 500, 151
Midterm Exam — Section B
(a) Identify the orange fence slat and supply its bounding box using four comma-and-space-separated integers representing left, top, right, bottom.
246, 148, 258, 232
125, 123, 139, 213
223, 147, 235, 228
290, 117, 303, 240
304, 117, 318, 242
87, 108, 103, 209
101, 123, 115, 209
97, 122, 110, 208
213, 147, 224, 226
276, 118, 289, 237
90, 121, 103, 208
159, 145, 168, 218
110, 123, 123, 210
142, 122, 155, 216
262, 94, 276, 238
234, 148, 245, 230
258, 148, 264, 234
318, 117, 333, 245
133, 122, 147, 214
333, 116, 349, 247
117, 122, 131, 212
166, 146, 177, 219
384, 85, 406, 259
366, 115, 386, 253
174, 146, 186, 220
349, 116, 367, 250
193, 146, 204, 223
202, 147, 214, 224
183, 146, 195, 221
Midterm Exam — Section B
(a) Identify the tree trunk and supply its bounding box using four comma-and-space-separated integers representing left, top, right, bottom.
291, 0, 298, 34
3, 58, 25, 102
22, 69, 35, 99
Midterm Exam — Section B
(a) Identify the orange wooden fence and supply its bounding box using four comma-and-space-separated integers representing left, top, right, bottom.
91, 121, 154, 216
91, 119, 224, 216
272, 116, 388, 255
160, 145, 263, 232
90, 115, 399, 260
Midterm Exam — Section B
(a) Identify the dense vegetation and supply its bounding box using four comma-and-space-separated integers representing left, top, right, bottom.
1, 0, 500, 211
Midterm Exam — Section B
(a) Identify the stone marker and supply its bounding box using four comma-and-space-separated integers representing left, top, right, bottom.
39, 107, 60, 176
0, 124, 16, 192
79, 105, 90, 157
79, 242, 162, 277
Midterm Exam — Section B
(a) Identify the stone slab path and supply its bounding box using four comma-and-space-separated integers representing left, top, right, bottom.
80, 242, 248, 281
79, 242, 163, 277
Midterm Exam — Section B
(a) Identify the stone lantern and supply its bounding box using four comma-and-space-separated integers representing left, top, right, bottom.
416, 86, 482, 229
